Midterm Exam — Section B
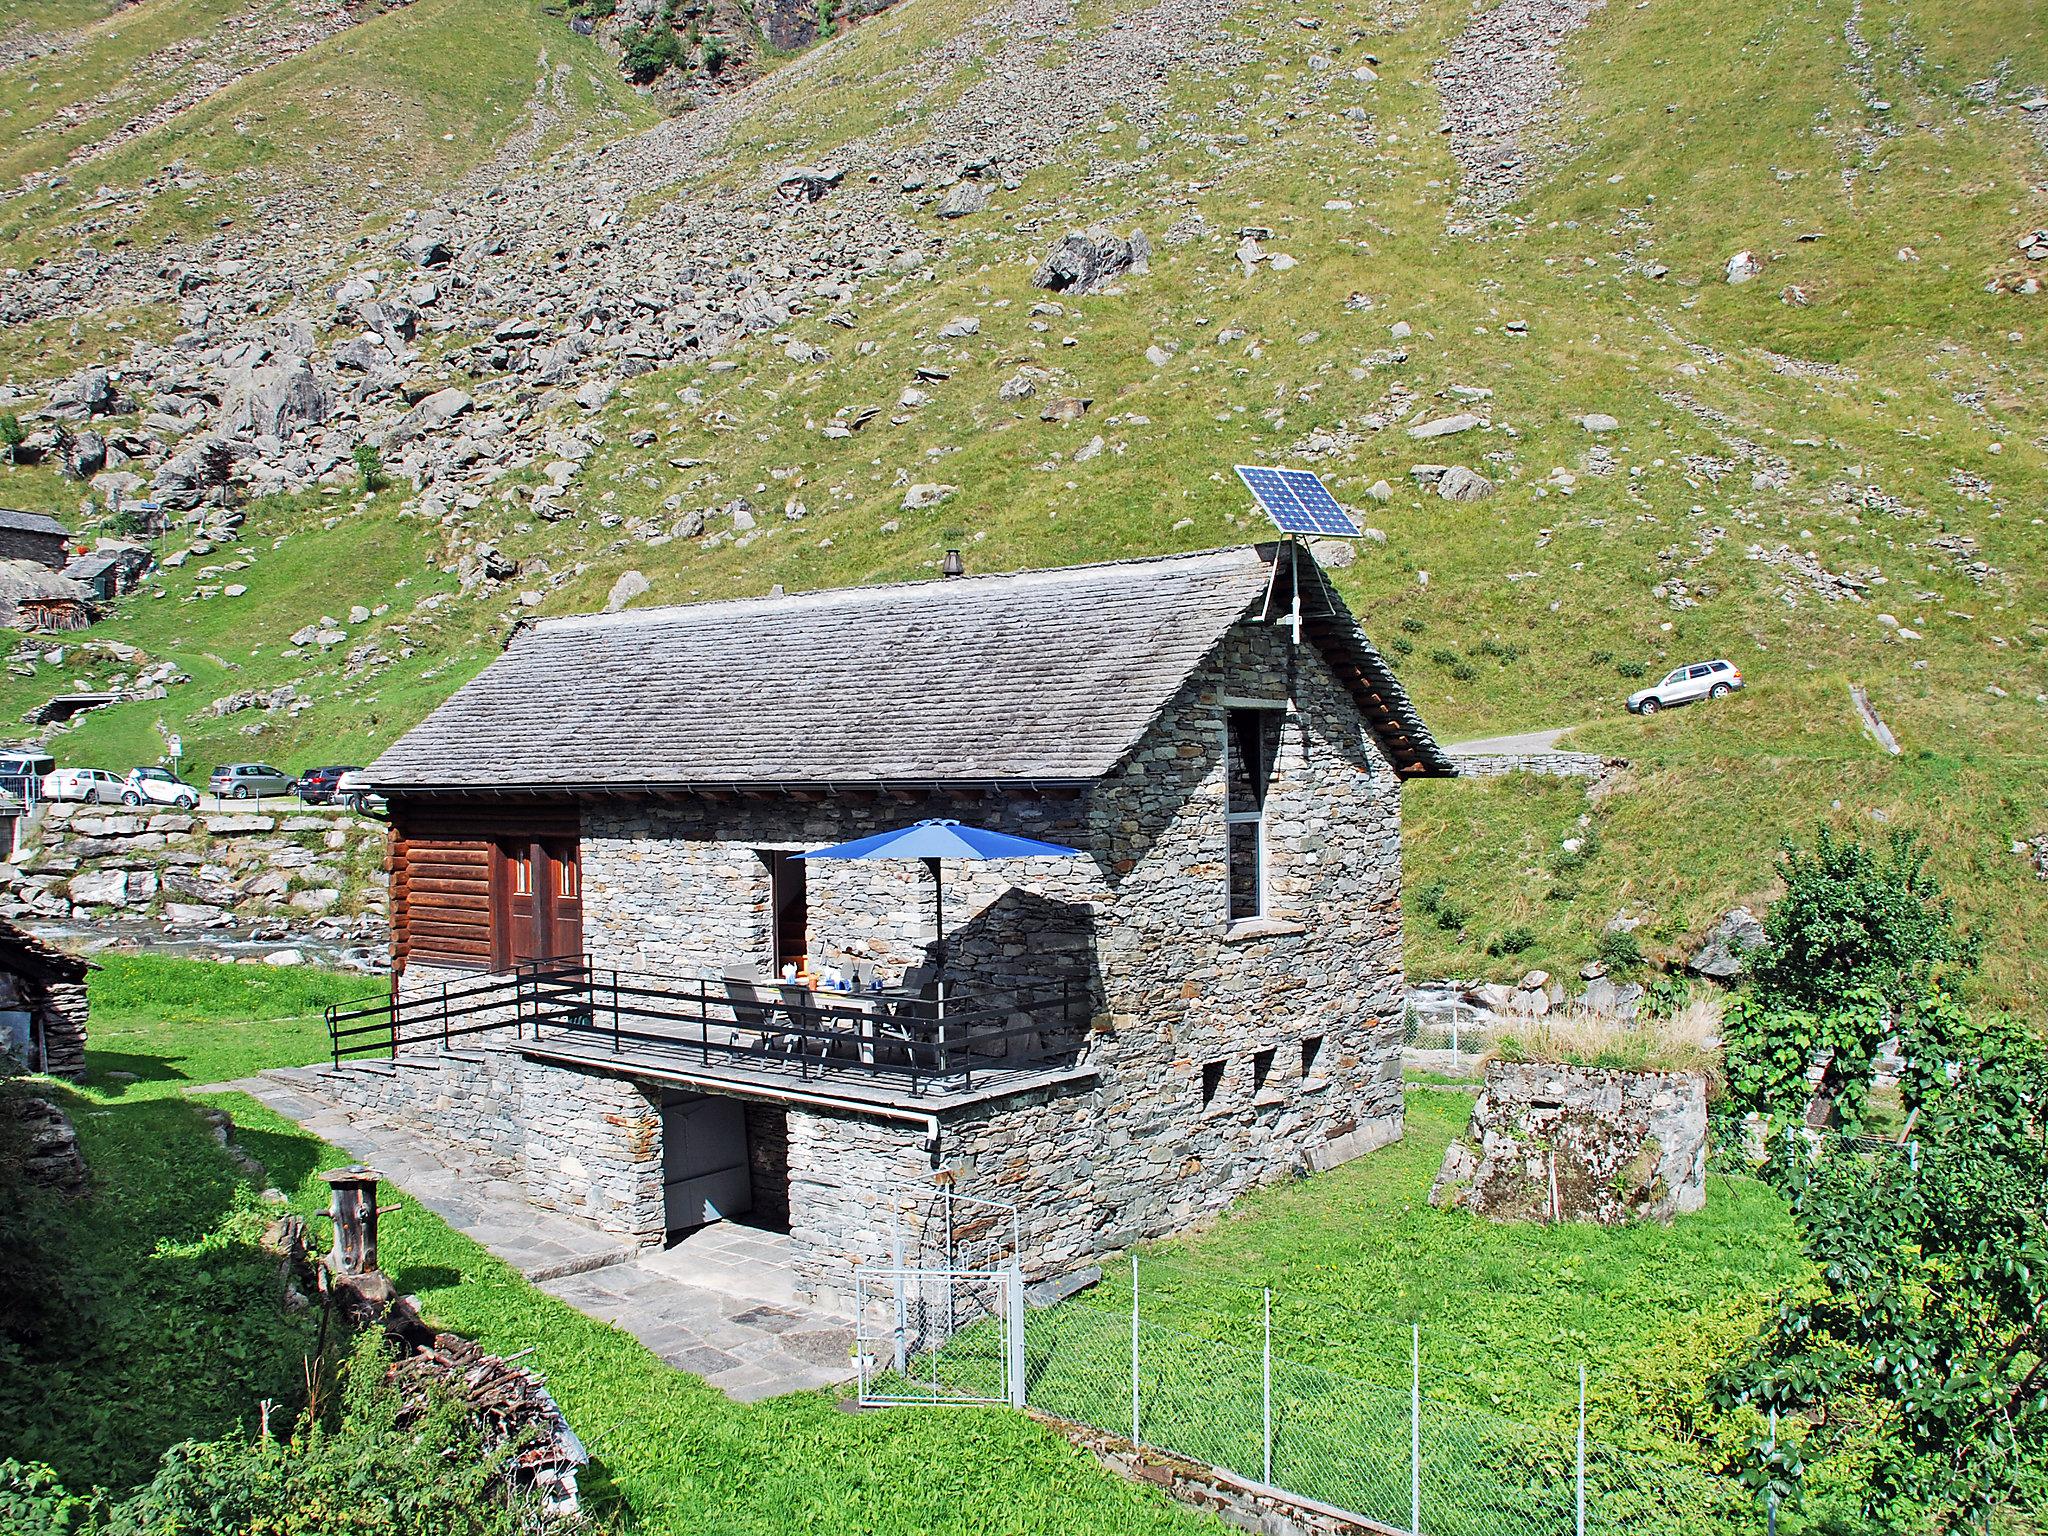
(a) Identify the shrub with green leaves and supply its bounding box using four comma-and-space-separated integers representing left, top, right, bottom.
1485, 925, 1535, 957
352, 443, 385, 494
0, 1333, 538, 1536
1747, 828, 1976, 1015
1615, 659, 1647, 680
1717, 991, 2048, 1527
1594, 928, 1643, 977
1433, 899, 1468, 933
619, 23, 683, 80
0, 415, 23, 466
700, 32, 729, 73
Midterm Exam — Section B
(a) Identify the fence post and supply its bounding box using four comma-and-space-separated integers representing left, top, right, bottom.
1576, 1364, 1586, 1536
1130, 1253, 1141, 1447
1006, 1262, 1027, 1410
1410, 1323, 1421, 1536
1261, 1287, 1273, 1486
891, 1199, 908, 1376
1767, 1407, 1778, 1536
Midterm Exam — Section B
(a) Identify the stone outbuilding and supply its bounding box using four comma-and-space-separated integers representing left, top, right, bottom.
0, 916, 92, 1079
0, 508, 74, 571
335, 544, 1450, 1302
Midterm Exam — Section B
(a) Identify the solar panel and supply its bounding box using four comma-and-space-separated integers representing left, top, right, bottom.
1234, 464, 1362, 538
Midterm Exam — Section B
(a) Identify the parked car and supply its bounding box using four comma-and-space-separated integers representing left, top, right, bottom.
122, 767, 201, 809
334, 768, 384, 814
42, 767, 127, 804
209, 762, 294, 800
1627, 659, 1744, 715
295, 764, 362, 805
0, 752, 55, 804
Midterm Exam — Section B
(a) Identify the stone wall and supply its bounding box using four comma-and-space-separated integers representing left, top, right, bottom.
303, 1042, 665, 1244
1429, 1059, 1707, 1224
1445, 750, 1622, 780
3, 802, 388, 939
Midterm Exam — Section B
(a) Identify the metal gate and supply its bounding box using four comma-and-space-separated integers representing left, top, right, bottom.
854, 1182, 1025, 1408
855, 1264, 1023, 1406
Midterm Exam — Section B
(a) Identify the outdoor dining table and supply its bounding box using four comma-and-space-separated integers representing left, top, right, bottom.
773, 981, 921, 1066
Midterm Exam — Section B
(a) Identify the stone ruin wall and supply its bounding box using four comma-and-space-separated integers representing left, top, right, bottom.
1430, 1059, 1707, 1225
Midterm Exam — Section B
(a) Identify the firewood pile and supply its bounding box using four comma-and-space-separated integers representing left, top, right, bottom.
391, 1332, 589, 1517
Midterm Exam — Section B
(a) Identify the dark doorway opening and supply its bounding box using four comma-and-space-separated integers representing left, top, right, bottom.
761, 849, 808, 974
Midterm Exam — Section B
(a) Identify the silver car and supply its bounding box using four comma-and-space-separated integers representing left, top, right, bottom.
209, 762, 294, 800
1628, 659, 1744, 714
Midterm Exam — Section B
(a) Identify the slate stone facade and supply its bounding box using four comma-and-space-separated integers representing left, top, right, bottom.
577, 616, 1406, 1291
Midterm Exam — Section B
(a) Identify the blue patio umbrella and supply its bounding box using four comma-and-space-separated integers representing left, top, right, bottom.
794, 819, 1082, 977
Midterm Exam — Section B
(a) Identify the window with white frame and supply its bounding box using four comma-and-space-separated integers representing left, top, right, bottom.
1225, 707, 1280, 921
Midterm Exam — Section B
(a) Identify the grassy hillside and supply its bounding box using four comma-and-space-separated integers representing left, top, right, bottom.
0, 0, 660, 266
2, 0, 2044, 1000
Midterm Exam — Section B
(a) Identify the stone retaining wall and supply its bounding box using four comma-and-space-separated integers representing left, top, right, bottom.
3, 802, 388, 939
1447, 750, 1622, 780
301, 1041, 665, 1245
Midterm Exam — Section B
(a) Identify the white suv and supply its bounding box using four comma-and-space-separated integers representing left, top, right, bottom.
1628, 659, 1743, 714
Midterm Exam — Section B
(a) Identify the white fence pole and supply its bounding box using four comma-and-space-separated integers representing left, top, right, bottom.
1130, 1253, 1141, 1446
1576, 1364, 1587, 1536
1262, 1287, 1273, 1486
891, 1200, 908, 1375
1006, 1263, 1027, 1410
1410, 1323, 1421, 1536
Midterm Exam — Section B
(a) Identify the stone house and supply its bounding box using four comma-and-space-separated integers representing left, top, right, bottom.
0, 916, 91, 1078
0, 508, 74, 571
355, 544, 1450, 1300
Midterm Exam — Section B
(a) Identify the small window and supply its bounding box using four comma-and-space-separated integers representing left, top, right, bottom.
1301, 1036, 1324, 1079
1200, 1059, 1226, 1105
1252, 1047, 1275, 1093
556, 852, 580, 899
1226, 708, 1281, 921
511, 850, 533, 896
1688, 665, 1713, 679
1710, 661, 1731, 673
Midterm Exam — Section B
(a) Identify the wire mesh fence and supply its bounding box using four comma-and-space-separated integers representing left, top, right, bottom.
1011, 1277, 1758, 1536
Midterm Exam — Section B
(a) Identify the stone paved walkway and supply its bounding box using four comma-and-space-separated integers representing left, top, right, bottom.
219, 1068, 856, 1401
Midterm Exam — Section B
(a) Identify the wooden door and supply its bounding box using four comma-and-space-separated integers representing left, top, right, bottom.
500, 837, 582, 967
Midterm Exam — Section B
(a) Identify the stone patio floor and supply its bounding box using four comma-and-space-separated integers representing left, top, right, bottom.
219, 1069, 857, 1401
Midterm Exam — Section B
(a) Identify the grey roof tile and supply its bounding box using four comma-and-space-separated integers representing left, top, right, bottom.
371, 545, 1449, 791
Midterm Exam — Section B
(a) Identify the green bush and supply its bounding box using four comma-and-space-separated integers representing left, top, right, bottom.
1388, 636, 1412, 656
619, 23, 683, 80
1413, 880, 1446, 916
1616, 659, 1647, 680
1448, 660, 1478, 682
1594, 929, 1643, 976
1747, 827, 1976, 1015
1399, 616, 1426, 634
0, 415, 23, 466
700, 32, 729, 73
352, 443, 385, 494
1485, 925, 1535, 957
1427, 647, 1459, 667
1433, 900, 1469, 933
1, 1333, 536, 1536
1643, 972, 1693, 1019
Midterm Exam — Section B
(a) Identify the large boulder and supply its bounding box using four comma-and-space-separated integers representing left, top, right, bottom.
220, 355, 328, 440
1437, 465, 1495, 502
399, 233, 453, 268
1032, 225, 1151, 294
47, 366, 118, 419
1688, 906, 1766, 981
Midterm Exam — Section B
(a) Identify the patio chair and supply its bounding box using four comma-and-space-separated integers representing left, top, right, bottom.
720, 971, 786, 1051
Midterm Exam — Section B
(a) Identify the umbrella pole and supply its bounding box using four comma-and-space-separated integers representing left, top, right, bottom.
926, 857, 948, 1038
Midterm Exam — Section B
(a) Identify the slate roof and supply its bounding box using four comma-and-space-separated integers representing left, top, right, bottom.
370, 544, 1452, 793
0, 508, 70, 539
61, 553, 117, 583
